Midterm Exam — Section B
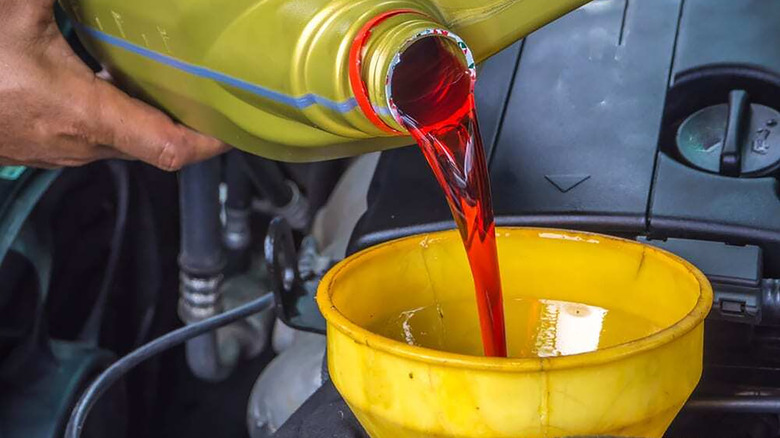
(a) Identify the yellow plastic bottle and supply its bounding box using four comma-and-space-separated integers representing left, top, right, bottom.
59, 0, 588, 161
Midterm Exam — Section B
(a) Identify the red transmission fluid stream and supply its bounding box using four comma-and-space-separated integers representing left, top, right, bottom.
389, 36, 507, 357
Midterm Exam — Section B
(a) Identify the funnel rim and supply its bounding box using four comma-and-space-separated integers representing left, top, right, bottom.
317, 227, 713, 372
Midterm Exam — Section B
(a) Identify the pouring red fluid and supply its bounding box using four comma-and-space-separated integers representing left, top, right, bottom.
390, 37, 507, 357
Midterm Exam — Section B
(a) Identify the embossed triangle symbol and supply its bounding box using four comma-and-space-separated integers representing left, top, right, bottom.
545, 174, 591, 193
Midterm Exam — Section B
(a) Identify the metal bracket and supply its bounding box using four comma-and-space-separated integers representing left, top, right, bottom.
265, 217, 326, 334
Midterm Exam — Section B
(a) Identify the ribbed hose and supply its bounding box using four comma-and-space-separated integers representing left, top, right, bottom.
178, 158, 236, 382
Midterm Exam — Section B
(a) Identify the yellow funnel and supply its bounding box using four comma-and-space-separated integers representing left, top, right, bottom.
317, 228, 712, 438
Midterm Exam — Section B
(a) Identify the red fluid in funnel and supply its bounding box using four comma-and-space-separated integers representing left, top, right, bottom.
390, 37, 507, 357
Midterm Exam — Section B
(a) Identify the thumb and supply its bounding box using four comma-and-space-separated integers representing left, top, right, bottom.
91, 78, 229, 171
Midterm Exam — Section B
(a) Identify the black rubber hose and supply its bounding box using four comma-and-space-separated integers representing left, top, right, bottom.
240, 154, 294, 207
64, 293, 274, 438
179, 157, 225, 276
225, 150, 253, 211
79, 161, 130, 344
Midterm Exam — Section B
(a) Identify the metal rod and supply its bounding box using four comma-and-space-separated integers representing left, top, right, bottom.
686, 397, 780, 414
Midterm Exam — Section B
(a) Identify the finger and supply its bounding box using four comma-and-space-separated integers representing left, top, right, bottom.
0, 157, 25, 166
0, 157, 59, 170
0, 141, 121, 169
90, 79, 229, 171
75, 144, 129, 164
43, 146, 130, 168
2, 0, 58, 41
42, 145, 124, 168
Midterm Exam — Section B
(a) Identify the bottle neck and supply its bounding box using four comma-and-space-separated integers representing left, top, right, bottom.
350, 12, 476, 134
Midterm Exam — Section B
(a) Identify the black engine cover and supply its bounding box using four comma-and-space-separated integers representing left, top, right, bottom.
350, 0, 780, 273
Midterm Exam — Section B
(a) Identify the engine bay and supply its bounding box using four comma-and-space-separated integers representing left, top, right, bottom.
3, 0, 780, 437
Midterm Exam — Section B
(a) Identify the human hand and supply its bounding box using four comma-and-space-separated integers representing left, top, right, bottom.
0, 0, 229, 170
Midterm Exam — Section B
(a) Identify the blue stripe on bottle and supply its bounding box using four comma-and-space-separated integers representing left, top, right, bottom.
76, 25, 358, 113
